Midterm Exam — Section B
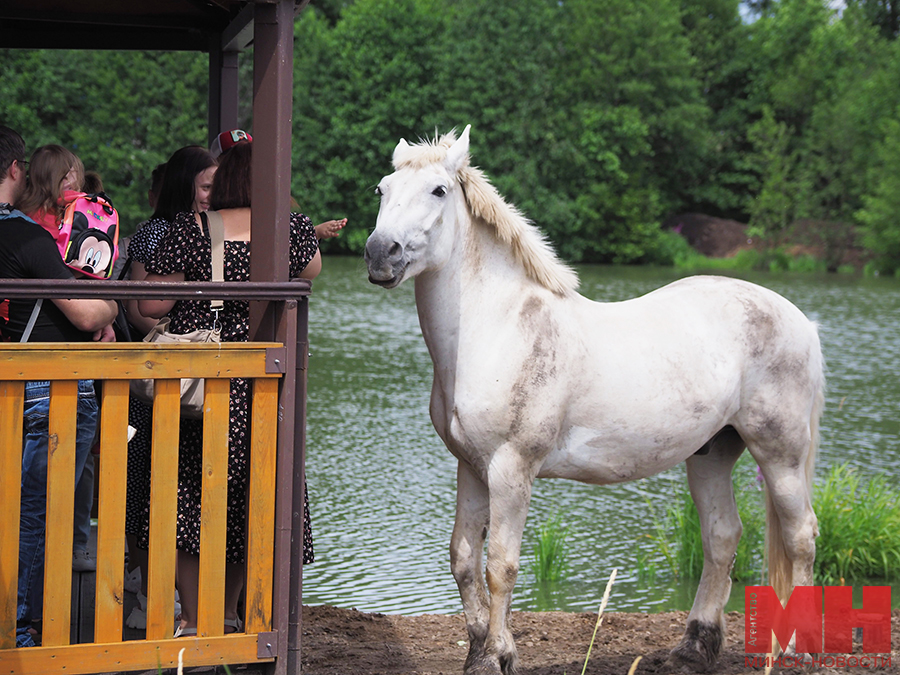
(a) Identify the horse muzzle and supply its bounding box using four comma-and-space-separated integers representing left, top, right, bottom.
364, 234, 408, 288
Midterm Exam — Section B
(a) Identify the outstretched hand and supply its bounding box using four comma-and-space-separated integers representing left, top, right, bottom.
315, 218, 347, 240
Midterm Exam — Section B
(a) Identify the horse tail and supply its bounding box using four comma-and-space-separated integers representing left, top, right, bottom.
765, 336, 825, 602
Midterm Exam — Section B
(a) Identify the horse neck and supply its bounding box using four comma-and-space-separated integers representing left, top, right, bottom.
413, 208, 529, 357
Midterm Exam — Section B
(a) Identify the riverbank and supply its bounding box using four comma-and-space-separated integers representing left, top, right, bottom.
300, 604, 900, 674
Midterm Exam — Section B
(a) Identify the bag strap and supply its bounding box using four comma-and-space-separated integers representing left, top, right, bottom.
20, 299, 43, 343
200, 211, 225, 313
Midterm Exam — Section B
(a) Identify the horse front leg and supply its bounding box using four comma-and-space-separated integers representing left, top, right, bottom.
464, 449, 535, 675
451, 462, 492, 671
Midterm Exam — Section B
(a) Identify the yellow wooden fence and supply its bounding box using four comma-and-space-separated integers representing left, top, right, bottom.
0, 342, 284, 674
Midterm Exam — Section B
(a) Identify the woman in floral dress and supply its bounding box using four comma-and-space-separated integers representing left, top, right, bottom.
122, 146, 217, 629
139, 142, 320, 636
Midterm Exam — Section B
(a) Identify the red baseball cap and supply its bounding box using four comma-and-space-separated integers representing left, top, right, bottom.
210, 129, 252, 158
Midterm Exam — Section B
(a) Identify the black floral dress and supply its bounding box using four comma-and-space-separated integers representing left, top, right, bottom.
124, 217, 171, 550
146, 210, 318, 564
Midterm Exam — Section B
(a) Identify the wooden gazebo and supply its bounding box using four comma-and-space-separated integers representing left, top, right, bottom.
0, 2, 312, 674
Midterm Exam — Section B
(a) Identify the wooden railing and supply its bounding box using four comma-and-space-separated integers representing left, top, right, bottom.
0, 278, 310, 675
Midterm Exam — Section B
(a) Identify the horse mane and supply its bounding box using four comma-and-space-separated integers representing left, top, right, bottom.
393, 131, 579, 296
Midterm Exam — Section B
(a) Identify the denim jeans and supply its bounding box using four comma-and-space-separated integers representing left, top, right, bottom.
16, 380, 98, 648
73, 452, 95, 552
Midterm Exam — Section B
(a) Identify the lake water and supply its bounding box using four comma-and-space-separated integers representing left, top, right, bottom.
301, 257, 900, 615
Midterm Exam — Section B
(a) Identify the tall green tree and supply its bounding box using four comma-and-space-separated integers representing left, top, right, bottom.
0, 49, 208, 233
291, 0, 447, 253
543, 0, 711, 262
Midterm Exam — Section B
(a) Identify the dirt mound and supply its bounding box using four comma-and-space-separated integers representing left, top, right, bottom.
664, 213, 871, 270
664, 213, 752, 258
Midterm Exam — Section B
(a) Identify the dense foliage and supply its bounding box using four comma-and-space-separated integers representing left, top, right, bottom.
2, 0, 899, 271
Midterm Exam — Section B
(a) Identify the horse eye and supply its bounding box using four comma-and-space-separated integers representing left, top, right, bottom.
432, 186, 446, 197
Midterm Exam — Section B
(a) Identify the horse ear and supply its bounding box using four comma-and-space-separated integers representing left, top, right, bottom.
444, 125, 471, 173
393, 138, 412, 166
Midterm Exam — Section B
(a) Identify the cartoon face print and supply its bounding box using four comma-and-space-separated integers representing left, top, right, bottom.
69, 234, 114, 277
64, 220, 117, 279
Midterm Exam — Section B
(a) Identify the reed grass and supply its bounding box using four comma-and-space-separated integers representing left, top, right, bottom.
648, 462, 900, 587
531, 513, 570, 582
814, 463, 900, 584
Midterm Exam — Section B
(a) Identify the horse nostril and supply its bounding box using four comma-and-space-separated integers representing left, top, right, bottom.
389, 242, 402, 258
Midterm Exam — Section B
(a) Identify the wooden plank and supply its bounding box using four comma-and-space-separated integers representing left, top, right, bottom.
42, 381, 78, 647
196, 378, 230, 637
245, 377, 279, 634
146, 379, 181, 641
94, 379, 130, 643
0, 633, 269, 674
0, 343, 282, 381
0, 381, 24, 650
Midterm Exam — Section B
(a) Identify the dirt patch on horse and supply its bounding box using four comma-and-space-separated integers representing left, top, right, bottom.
301, 605, 900, 674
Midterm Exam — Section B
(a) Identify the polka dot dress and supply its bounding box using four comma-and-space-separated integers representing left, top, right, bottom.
124, 217, 171, 550
145, 210, 318, 564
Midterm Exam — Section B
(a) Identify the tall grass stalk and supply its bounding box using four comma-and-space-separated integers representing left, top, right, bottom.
580, 568, 617, 675
532, 514, 569, 582
814, 464, 900, 584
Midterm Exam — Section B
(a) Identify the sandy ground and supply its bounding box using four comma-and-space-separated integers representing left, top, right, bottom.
300, 604, 900, 675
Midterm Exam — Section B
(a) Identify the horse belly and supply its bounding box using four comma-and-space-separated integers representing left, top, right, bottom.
537, 423, 716, 484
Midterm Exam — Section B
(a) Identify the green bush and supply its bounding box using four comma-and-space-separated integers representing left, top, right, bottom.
650, 463, 900, 586
814, 464, 900, 584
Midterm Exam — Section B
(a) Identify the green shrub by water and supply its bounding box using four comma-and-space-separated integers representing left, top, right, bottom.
814, 464, 900, 584
649, 463, 900, 585
531, 514, 570, 582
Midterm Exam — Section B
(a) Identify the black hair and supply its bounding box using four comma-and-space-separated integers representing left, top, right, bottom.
152, 146, 217, 221
0, 125, 26, 182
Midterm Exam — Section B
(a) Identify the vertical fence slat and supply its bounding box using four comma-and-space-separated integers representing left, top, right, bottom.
42, 380, 78, 647
0, 381, 24, 650
197, 378, 230, 637
146, 379, 181, 641
246, 377, 279, 634
94, 380, 130, 643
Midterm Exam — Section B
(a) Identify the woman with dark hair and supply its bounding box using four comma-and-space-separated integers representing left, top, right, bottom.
139, 141, 319, 637
121, 145, 216, 630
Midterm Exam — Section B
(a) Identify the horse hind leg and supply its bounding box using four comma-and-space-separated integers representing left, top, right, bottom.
747, 387, 821, 600
744, 386, 822, 659
670, 427, 745, 673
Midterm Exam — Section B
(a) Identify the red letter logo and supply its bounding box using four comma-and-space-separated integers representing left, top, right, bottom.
824, 586, 891, 653
746, 586, 822, 653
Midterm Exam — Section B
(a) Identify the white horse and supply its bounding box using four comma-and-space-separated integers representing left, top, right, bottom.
365, 126, 824, 675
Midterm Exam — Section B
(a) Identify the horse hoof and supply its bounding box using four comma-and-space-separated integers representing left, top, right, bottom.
464, 653, 502, 675
499, 650, 519, 675
465, 644, 501, 675
668, 620, 723, 673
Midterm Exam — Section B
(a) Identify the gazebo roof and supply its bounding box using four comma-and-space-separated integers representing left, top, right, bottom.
0, 1, 304, 52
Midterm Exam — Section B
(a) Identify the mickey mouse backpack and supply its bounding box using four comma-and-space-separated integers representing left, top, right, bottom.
57, 192, 120, 279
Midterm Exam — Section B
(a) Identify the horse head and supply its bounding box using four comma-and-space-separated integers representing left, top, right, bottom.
365, 126, 471, 288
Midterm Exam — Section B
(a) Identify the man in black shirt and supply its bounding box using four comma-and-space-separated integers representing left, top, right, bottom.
0, 125, 117, 647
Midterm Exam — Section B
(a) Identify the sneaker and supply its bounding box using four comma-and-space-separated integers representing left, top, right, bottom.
123, 566, 142, 595
125, 606, 146, 630
72, 549, 96, 572
124, 592, 180, 629
126, 592, 147, 630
